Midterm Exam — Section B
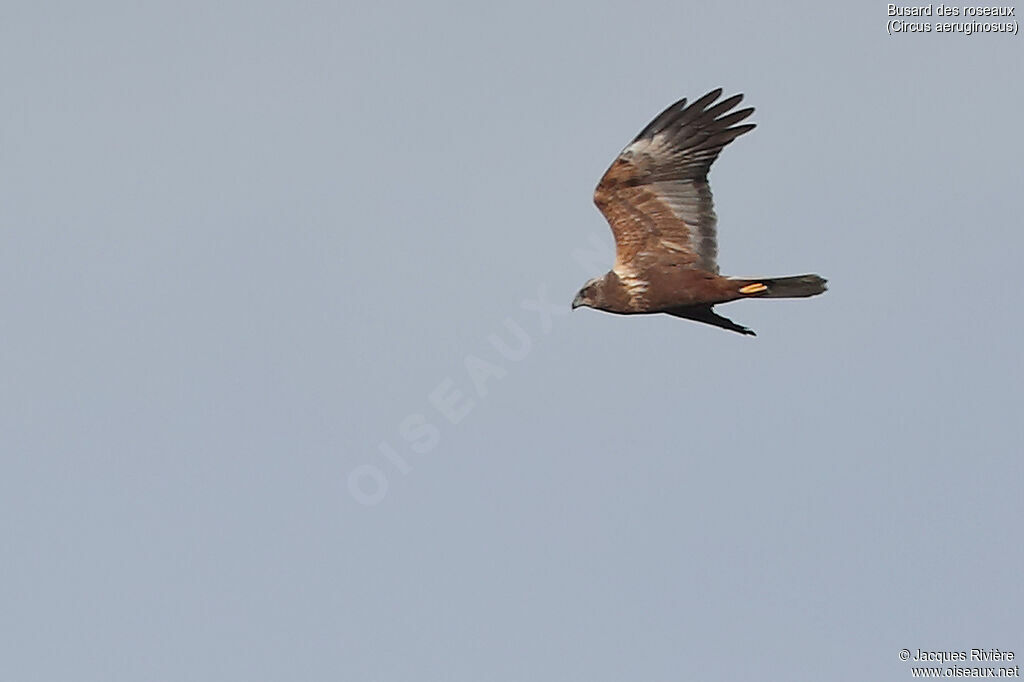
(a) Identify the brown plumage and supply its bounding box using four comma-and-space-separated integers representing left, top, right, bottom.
572, 88, 827, 336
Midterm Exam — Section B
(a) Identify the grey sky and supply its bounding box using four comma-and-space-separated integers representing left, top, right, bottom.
2, 2, 1022, 681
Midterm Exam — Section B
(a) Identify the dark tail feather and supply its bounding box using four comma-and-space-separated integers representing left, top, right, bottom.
736, 274, 827, 299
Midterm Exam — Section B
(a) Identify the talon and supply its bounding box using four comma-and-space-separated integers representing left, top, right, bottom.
738, 283, 768, 295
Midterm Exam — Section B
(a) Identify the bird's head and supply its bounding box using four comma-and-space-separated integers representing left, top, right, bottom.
572, 277, 604, 310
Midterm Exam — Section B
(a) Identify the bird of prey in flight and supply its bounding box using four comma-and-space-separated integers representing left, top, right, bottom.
572, 88, 826, 335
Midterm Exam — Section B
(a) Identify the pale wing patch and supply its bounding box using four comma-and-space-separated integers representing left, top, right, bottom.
612, 263, 648, 307
649, 180, 718, 273
611, 262, 633, 278
658, 239, 690, 252
621, 132, 674, 160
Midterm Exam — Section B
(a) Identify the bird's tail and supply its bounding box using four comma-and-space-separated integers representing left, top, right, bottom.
733, 274, 828, 299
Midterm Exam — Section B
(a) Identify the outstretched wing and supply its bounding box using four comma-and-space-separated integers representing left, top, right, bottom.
593, 89, 755, 276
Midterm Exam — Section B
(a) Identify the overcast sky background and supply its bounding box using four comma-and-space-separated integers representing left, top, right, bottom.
3, 2, 1022, 681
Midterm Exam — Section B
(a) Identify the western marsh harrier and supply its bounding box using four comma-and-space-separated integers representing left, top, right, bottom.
572, 89, 826, 335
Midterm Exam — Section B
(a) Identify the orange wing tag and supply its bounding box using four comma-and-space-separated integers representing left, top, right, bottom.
738, 283, 768, 295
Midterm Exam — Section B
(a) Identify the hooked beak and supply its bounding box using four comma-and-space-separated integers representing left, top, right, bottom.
571, 292, 585, 310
